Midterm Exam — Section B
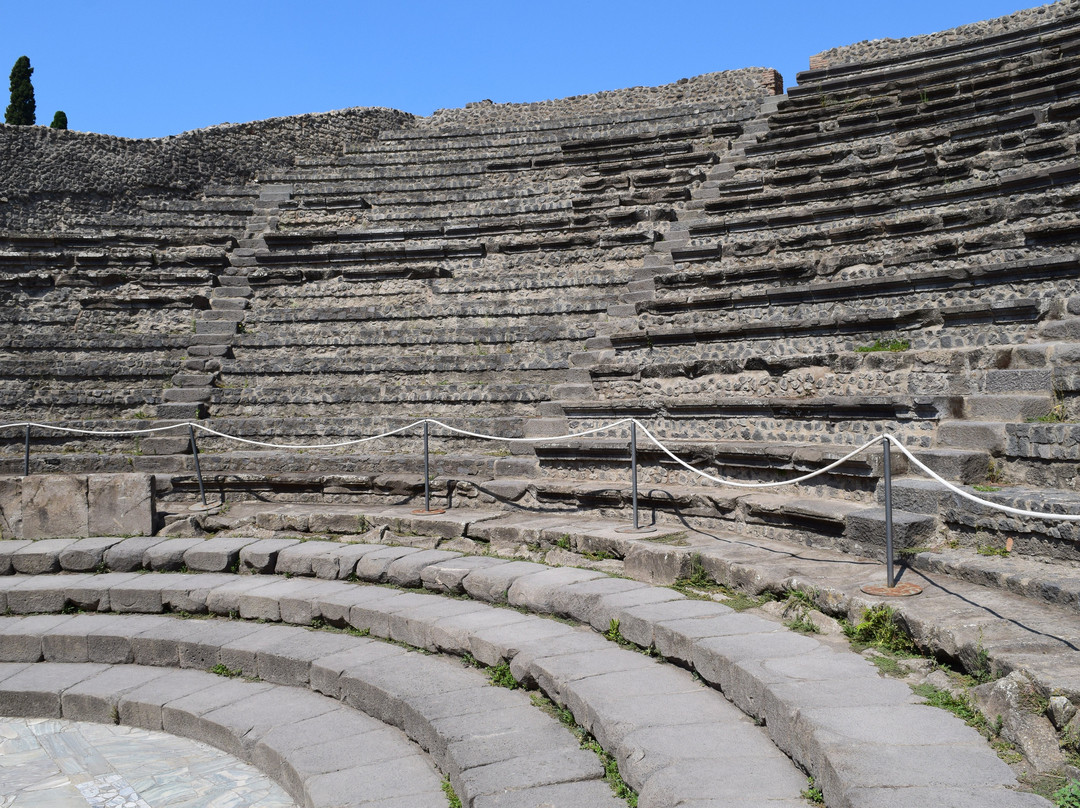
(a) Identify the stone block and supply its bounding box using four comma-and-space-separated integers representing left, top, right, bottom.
461, 560, 547, 603
0, 540, 32, 574
845, 508, 935, 552
183, 536, 257, 572
144, 538, 204, 570
420, 555, 509, 594
0, 477, 21, 538
104, 537, 167, 571
385, 549, 462, 588
309, 543, 383, 580
354, 546, 423, 582
239, 537, 302, 573
0, 661, 108, 717
275, 541, 345, 576
11, 538, 76, 574
118, 668, 216, 730
21, 474, 89, 538
4, 576, 70, 613
0, 614, 73, 661
61, 664, 174, 724
58, 536, 125, 572
87, 474, 155, 537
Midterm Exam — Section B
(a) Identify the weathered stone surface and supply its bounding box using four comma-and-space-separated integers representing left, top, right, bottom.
87, 474, 155, 537
420, 555, 509, 594
0, 540, 32, 574
0, 478, 22, 539
240, 537, 302, 573
144, 538, 204, 570
11, 538, 77, 574
58, 536, 125, 572
104, 537, 167, 571
20, 475, 88, 539
183, 536, 257, 572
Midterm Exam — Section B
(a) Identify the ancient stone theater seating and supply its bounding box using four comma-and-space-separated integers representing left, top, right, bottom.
555, 1, 1080, 561
3, 2, 1080, 567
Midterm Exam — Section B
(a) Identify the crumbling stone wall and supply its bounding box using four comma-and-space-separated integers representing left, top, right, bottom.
810, 0, 1079, 70
0, 107, 415, 231
426, 68, 782, 129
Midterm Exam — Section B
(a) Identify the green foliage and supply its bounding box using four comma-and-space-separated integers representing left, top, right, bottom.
801, 776, 825, 804
604, 618, 624, 644
976, 544, 1010, 558
1054, 779, 1080, 807
911, 683, 987, 733
441, 776, 462, 808
5, 55, 35, 125
487, 662, 520, 689
782, 589, 821, 635
844, 605, 916, 655
555, 534, 571, 550
528, 693, 637, 806
210, 663, 244, 678
854, 338, 910, 353
49, 110, 67, 130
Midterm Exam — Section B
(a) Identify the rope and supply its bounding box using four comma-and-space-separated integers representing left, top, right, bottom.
427, 417, 635, 442
5, 417, 1080, 523
632, 420, 886, 488
888, 438, 1080, 522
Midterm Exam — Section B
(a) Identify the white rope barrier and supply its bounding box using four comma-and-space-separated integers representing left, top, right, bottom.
4, 417, 1080, 523
888, 438, 1080, 522
633, 420, 887, 489
427, 417, 635, 443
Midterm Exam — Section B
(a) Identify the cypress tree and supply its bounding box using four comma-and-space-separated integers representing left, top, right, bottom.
5, 56, 35, 125
50, 110, 67, 130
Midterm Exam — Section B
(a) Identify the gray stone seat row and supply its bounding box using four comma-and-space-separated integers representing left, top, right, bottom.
373, 103, 752, 143
788, 12, 1080, 101
764, 63, 1080, 150
0, 613, 632, 808
607, 299, 1044, 358
644, 253, 1080, 317
0, 659, 448, 808
756, 56, 1080, 155
0, 562, 1039, 807
714, 117, 1077, 207
685, 162, 1078, 243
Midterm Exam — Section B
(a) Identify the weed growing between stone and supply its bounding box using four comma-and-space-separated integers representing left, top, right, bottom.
487, 662, 520, 689
529, 693, 639, 807
842, 604, 916, 655
782, 589, 822, 635
209, 663, 244, 678
673, 554, 775, 610
1054, 778, 1080, 807
854, 338, 910, 353
800, 775, 824, 805
441, 776, 462, 808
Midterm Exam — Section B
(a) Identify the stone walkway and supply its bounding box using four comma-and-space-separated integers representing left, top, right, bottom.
0, 716, 294, 808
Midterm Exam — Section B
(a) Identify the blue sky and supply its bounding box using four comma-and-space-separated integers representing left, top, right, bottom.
0, 1, 1050, 139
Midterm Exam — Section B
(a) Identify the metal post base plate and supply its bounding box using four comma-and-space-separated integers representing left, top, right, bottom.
860, 582, 923, 597
410, 508, 447, 515
614, 525, 658, 534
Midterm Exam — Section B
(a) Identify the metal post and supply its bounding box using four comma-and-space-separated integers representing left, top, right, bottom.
23, 424, 30, 477
423, 420, 431, 513
189, 424, 207, 507
411, 420, 445, 515
883, 435, 895, 588
630, 421, 640, 529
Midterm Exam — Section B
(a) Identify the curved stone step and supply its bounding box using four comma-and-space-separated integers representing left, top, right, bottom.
0, 565, 1041, 808
0, 659, 447, 808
